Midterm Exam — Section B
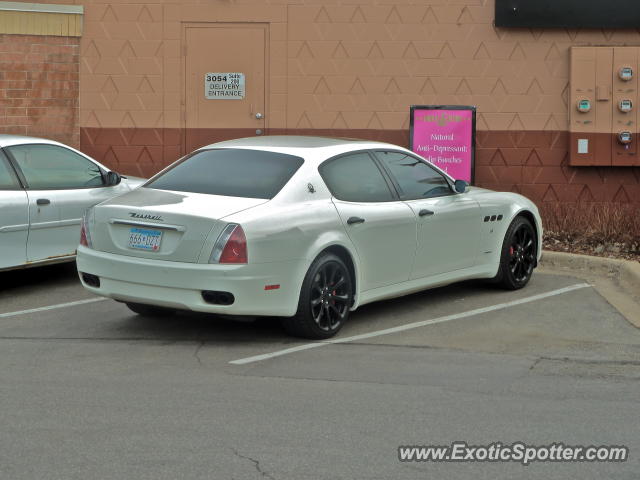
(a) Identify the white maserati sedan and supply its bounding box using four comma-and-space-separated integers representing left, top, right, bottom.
0, 135, 144, 271
77, 136, 542, 338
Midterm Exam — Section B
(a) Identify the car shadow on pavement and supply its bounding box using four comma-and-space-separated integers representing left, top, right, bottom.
344, 280, 492, 326
0, 262, 79, 296
112, 308, 291, 345
107, 280, 493, 345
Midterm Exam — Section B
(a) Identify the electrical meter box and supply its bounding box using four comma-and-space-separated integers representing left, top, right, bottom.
619, 100, 633, 113
619, 67, 633, 82
577, 99, 591, 113
570, 47, 640, 166
619, 131, 633, 144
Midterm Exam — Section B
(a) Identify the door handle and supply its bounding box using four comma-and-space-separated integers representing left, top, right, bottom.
36, 198, 50, 206
255, 112, 264, 119
419, 209, 434, 217
347, 216, 365, 225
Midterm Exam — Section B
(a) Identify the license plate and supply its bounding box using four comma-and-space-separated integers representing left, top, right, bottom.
128, 227, 162, 251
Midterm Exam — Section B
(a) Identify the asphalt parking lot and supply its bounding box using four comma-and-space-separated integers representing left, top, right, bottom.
1, 264, 639, 480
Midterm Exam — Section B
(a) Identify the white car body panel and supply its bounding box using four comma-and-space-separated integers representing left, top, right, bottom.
77, 245, 304, 316
405, 193, 482, 278
0, 190, 29, 269
0, 134, 145, 271
332, 198, 416, 290
466, 188, 544, 273
90, 188, 266, 263
77, 136, 543, 317
25, 184, 136, 263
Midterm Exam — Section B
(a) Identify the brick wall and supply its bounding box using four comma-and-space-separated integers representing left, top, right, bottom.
0, 34, 80, 148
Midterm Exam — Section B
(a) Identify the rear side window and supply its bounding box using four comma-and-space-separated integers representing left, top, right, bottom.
376, 151, 452, 200
320, 152, 395, 202
146, 149, 304, 199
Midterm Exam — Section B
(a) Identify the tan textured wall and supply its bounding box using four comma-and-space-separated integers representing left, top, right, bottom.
70, 0, 640, 203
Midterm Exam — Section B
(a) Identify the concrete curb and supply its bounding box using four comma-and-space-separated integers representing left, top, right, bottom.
540, 251, 640, 292
539, 251, 640, 327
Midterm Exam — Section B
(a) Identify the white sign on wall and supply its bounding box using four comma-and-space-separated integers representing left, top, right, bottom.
204, 72, 245, 100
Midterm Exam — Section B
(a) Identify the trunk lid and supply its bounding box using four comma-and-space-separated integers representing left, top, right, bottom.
91, 188, 266, 263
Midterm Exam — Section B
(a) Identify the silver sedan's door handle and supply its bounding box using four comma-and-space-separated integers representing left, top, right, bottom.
419, 209, 434, 217
36, 198, 50, 206
347, 216, 365, 225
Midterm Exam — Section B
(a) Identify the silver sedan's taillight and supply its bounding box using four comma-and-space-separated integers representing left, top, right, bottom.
80, 208, 94, 248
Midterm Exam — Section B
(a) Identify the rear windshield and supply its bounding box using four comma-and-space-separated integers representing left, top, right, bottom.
145, 148, 304, 199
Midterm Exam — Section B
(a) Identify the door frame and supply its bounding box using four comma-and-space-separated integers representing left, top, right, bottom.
181, 22, 270, 156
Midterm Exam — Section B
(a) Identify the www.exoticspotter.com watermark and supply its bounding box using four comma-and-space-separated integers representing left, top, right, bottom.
398, 442, 629, 466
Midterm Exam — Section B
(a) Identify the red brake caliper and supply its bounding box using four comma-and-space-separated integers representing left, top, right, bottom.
509, 246, 515, 256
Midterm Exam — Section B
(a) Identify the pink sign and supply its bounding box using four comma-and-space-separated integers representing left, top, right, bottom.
409, 106, 476, 183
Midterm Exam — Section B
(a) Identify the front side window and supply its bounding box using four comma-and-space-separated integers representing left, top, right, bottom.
7, 144, 104, 189
320, 152, 395, 203
0, 152, 20, 190
146, 148, 304, 199
377, 151, 452, 200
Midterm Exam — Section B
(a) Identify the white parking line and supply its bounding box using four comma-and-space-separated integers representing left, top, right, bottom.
0, 298, 107, 319
229, 283, 592, 365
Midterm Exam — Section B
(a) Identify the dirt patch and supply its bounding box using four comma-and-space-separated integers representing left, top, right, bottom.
543, 233, 640, 262
540, 203, 640, 263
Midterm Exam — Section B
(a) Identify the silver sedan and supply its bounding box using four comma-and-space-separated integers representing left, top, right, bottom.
0, 134, 144, 271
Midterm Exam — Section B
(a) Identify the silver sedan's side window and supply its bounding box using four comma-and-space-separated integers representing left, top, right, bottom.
320, 152, 395, 203
0, 154, 20, 190
6, 144, 105, 190
376, 151, 453, 200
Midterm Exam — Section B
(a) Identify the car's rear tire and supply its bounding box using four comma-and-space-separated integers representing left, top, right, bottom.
281, 253, 354, 339
493, 216, 537, 290
125, 302, 175, 317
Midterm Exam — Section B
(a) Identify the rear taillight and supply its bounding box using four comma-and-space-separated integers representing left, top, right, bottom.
80, 209, 93, 248
210, 224, 247, 264
79, 223, 89, 247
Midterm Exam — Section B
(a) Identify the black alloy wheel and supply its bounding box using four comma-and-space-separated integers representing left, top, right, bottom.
310, 261, 351, 332
508, 222, 536, 284
282, 253, 353, 339
494, 216, 537, 290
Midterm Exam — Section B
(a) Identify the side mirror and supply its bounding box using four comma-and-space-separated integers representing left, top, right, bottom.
454, 179, 468, 193
106, 171, 122, 186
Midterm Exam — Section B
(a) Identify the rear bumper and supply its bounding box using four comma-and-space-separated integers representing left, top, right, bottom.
76, 245, 306, 316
